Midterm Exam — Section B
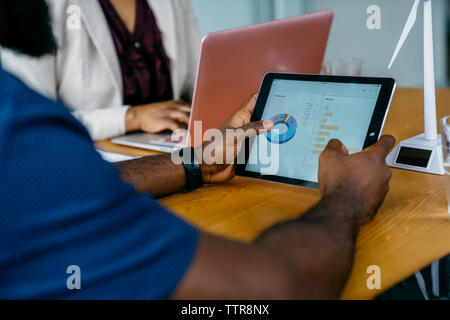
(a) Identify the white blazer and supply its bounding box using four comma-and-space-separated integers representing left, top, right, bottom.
1, 0, 201, 141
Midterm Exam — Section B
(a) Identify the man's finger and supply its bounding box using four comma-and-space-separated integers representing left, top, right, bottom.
367, 135, 396, 159
238, 120, 273, 139
231, 120, 273, 144
324, 139, 348, 155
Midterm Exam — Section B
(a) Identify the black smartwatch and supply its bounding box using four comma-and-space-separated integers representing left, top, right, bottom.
179, 147, 204, 190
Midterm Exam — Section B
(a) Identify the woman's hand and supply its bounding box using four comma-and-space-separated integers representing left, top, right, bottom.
126, 100, 191, 133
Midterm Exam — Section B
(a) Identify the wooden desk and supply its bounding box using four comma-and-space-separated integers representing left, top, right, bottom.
98, 88, 450, 299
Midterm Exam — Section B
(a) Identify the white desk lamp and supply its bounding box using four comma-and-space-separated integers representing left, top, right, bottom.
385, 0, 444, 175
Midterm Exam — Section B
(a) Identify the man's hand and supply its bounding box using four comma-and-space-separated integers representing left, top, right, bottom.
220, 93, 258, 130
198, 120, 273, 184
126, 100, 191, 133
318, 136, 396, 225
196, 93, 272, 184
117, 94, 268, 197
173, 135, 397, 300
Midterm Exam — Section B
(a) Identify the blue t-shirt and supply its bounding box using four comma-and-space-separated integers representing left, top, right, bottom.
0, 68, 198, 299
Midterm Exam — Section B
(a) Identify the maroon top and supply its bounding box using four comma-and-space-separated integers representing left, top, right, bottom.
99, 0, 173, 106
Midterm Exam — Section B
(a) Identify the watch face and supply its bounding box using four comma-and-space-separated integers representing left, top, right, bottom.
179, 147, 200, 165
181, 147, 204, 190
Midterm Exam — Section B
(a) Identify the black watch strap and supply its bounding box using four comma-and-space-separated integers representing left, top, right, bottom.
179, 147, 204, 190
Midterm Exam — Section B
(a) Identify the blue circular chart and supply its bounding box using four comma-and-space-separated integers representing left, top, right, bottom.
266, 114, 298, 144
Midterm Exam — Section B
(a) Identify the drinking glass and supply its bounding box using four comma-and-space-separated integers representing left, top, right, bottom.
441, 116, 450, 214
322, 58, 364, 76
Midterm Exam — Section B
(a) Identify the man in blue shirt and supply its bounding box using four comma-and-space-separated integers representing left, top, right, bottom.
0, 0, 395, 299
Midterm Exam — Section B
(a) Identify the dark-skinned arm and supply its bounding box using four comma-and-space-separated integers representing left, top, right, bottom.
116, 154, 187, 198
172, 199, 357, 300
172, 136, 395, 299
115, 119, 272, 198
116, 93, 395, 298
115, 94, 263, 198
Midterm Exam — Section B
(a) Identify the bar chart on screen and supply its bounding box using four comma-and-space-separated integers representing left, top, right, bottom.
304, 96, 363, 167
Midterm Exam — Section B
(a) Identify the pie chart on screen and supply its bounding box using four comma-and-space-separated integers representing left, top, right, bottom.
266, 114, 298, 144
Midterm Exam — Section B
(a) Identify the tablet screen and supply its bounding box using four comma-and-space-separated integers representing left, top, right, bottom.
245, 79, 382, 183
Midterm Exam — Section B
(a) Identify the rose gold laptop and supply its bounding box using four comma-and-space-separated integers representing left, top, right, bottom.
112, 10, 334, 151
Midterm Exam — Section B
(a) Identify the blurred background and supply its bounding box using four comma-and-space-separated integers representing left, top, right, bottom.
190, 0, 450, 88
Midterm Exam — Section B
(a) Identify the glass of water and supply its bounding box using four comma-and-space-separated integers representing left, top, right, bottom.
441, 116, 450, 214
322, 58, 364, 76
